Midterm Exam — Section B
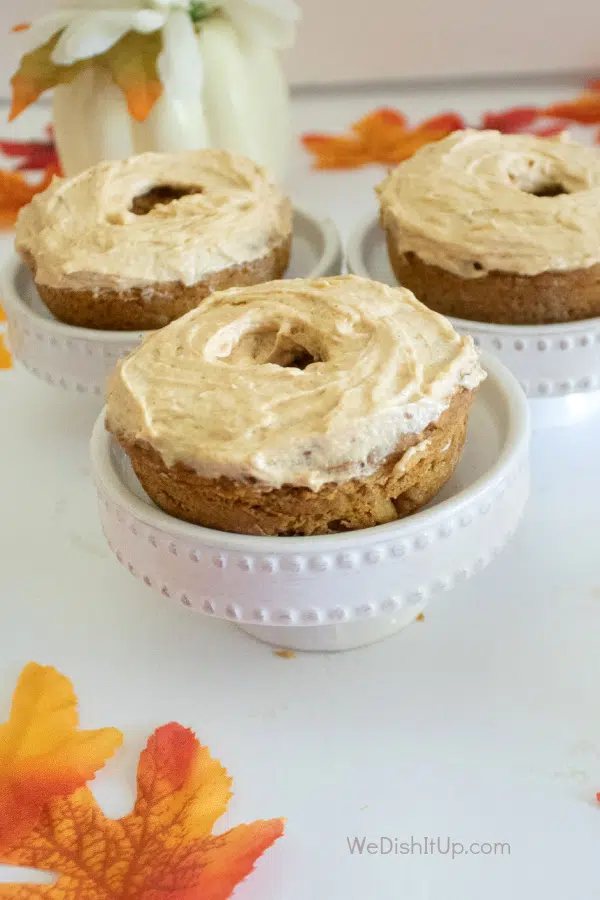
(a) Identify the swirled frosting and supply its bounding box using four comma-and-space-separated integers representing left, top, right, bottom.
15, 150, 291, 291
107, 275, 485, 490
377, 129, 600, 278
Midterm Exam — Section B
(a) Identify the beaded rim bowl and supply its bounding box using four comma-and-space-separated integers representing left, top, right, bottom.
89, 352, 530, 651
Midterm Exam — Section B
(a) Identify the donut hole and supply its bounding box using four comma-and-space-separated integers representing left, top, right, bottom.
276, 346, 318, 370
525, 181, 569, 198
130, 184, 203, 215
508, 171, 570, 197
260, 329, 322, 369
211, 325, 324, 370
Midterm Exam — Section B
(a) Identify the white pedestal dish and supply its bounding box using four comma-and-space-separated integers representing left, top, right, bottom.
90, 354, 530, 652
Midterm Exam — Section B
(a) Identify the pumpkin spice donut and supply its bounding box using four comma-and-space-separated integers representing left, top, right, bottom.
15, 149, 292, 331
377, 129, 600, 325
106, 275, 486, 537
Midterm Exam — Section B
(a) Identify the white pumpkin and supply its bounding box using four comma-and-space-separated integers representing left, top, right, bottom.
24, 1, 298, 181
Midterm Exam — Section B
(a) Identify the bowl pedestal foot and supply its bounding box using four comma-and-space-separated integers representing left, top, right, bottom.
237, 604, 426, 652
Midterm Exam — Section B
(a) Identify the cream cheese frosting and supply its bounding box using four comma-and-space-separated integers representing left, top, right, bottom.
15, 149, 291, 292
377, 129, 600, 278
107, 275, 485, 490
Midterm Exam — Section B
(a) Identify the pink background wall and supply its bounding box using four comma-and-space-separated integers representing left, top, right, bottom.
0, 0, 598, 97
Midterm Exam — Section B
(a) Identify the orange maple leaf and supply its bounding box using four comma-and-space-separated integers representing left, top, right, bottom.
9, 33, 85, 122
0, 662, 122, 852
543, 92, 600, 125
10, 29, 162, 124
99, 30, 163, 122
302, 107, 465, 170
0, 334, 11, 369
0, 722, 284, 900
0, 165, 59, 230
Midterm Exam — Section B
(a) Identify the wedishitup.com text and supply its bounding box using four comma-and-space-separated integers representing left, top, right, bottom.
347, 836, 511, 860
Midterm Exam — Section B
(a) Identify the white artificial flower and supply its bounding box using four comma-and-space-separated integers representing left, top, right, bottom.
158, 7, 204, 96
20, 0, 299, 66
20, 7, 167, 65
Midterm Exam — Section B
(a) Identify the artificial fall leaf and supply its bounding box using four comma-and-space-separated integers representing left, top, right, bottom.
0, 722, 284, 900
351, 107, 408, 146
0, 334, 11, 369
0, 137, 58, 171
534, 123, 570, 137
0, 662, 122, 852
0, 303, 6, 322
301, 132, 371, 170
9, 32, 86, 122
386, 112, 463, 162
0, 165, 59, 230
418, 112, 466, 133
10, 29, 162, 124
98, 30, 163, 122
544, 92, 600, 124
482, 107, 570, 138
302, 107, 465, 170
345, 108, 411, 166
482, 105, 540, 132
0, 125, 60, 172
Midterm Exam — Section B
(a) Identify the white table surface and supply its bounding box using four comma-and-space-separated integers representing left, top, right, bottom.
1, 82, 600, 899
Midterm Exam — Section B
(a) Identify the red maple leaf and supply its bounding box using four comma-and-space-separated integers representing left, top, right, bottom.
0, 126, 60, 172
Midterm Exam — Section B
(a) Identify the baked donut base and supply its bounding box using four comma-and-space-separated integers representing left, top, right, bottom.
386, 233, 600, 326
25, 235, 292, 331
111, 389, 473, 537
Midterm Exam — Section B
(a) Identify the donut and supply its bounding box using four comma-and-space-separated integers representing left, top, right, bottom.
377, 129, 600, 324
15, 150, 292, 331
106, 275, 485, 536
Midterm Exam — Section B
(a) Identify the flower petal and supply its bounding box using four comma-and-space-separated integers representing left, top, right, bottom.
51, 10, 165, 66
158, 9, 204, 97
13, 11, 75, 56
130, 9, 169, 33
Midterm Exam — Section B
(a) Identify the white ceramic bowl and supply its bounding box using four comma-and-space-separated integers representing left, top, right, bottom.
347, 215, 600, 429
1, 206, 343, 397
90, 353, 530, 652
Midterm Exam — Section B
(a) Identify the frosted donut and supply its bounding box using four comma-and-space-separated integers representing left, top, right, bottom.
106, 275, 485, 536
16, 149, 292, 331
378, 129, 600, 324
